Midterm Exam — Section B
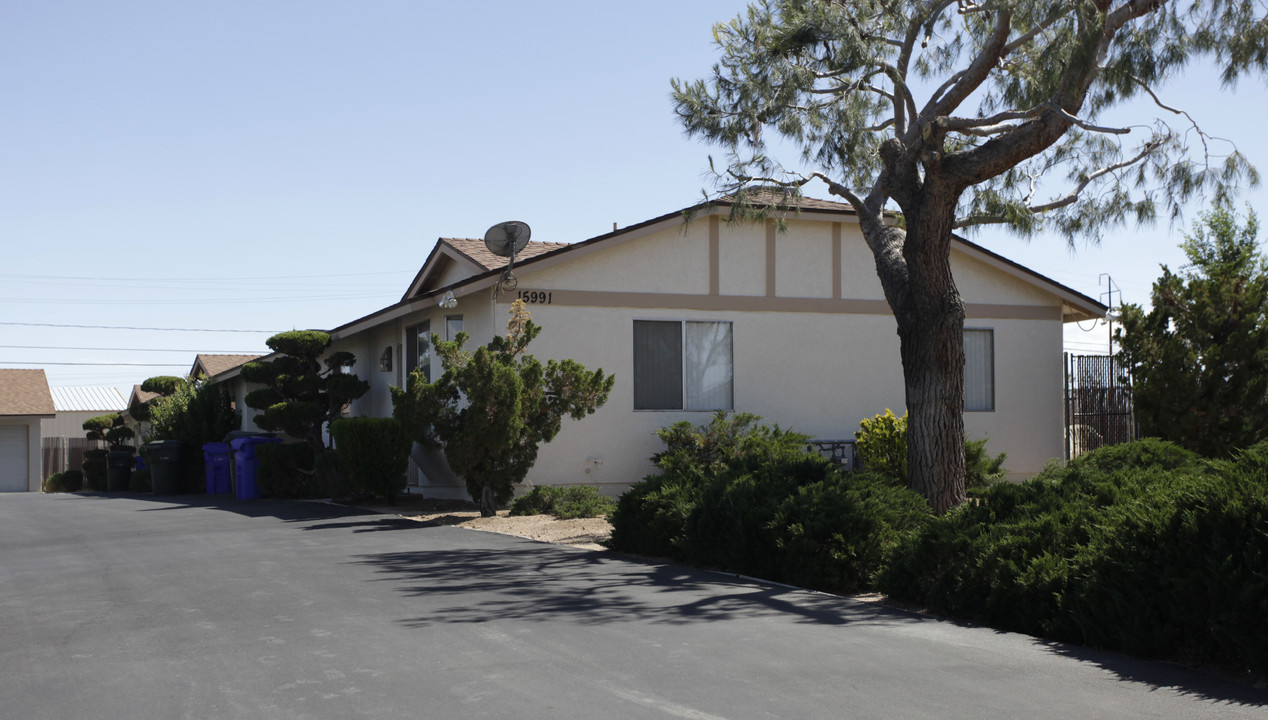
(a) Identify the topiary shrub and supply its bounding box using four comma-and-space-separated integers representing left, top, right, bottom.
256, 442, 316, 499
329, 417, 411, 502
510, 485, 615, 519
81, 449, 108, 491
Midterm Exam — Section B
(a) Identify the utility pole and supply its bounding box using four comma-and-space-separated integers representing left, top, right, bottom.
1099, 273, 1121, 356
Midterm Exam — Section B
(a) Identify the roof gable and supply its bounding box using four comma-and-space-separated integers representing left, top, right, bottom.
0, 369, 56, 417
192, 354, 261, 378
401, 238, 569, 300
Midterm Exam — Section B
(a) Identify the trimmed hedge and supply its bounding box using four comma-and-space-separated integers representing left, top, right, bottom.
330, 417, 411, 502
877, 438, 1268, 679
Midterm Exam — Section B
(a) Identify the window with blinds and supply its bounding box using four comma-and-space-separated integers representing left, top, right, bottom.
964, 328, 995, 412
633, 320, 733, 410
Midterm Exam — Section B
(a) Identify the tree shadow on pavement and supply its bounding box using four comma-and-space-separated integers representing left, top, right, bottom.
349, 534, 926, 630
1035, 640, 1268, 708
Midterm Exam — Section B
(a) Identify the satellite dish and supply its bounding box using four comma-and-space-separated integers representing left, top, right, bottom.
484, 221, 531, 258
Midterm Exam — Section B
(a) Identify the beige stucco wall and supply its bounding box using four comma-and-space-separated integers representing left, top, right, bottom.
1, 417, 44, 492
327, 211, 1074, 498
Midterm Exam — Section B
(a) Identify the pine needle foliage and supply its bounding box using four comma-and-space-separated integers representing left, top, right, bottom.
674, 0, 1268, 512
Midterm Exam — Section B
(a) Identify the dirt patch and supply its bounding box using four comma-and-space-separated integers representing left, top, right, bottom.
343, 495, 612, 551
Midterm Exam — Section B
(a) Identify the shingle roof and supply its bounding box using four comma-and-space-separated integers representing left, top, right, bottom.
48, 386, 127, 413
0, 369, 56, 417
441, 238, 570, 271
718, 189, 861, 214
130, 385, 160, 405
193, 354, 261, 378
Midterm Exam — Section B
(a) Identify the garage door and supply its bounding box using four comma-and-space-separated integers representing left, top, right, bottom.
0, 425, 29, 492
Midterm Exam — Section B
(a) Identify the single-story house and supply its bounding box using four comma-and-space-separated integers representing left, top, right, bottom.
0, 369, 57, 492
120, 384, 160, 448
40, 386, 129, 479
213, 195, 1105, 498
191, 354, 261, 380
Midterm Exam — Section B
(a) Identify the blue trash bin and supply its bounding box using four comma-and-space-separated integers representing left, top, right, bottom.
202, 442, 232, 494
230, 436, 283, 499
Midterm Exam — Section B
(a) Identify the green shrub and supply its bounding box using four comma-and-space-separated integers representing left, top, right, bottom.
1068, 436, 1202, 474
509, 485, 616, 519
129, 467, 152, 493
965, 437, 1007, 494
81, 449, 108, 491
42, 470, 84, 493
312, 449, 354, 499
877, 438, 1268, 679
330, 417, 411, 502
608, 412, 812, 560
607, 471, 703, 559
769, 471, 931, 594
854, 409, 907, 479
684, 453, 836, 578
855, 409, 1007, 492
256, 442, 316, 499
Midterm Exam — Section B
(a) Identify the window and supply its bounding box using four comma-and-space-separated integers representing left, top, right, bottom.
964, 328, 995, 412
378, 346, 393, 373
405, 321, 431, 382
634, 320, 733, 410
445, 315, 464, 340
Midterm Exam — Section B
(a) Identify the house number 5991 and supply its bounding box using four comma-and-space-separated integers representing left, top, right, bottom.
518, 291, 553, 304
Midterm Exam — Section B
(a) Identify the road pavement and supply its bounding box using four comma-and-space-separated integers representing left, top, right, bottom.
1, 493, 1264, 719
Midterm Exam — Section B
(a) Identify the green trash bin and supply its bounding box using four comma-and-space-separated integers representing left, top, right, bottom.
147, 440, 184, 495
106, 451, 134, 492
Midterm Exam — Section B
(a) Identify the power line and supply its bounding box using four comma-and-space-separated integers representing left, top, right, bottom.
0, 344, 261, 353
0, 321, 283, 333
0, 361, 187, 367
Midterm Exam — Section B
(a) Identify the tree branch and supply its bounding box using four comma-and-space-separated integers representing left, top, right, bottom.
952, 138, 1163, 228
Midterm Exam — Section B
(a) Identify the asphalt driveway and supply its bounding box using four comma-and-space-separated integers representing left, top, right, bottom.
1, 493, 1263, 719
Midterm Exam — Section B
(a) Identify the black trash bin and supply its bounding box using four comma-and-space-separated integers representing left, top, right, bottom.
147, 440, 184, 495
106, 451, 134, 492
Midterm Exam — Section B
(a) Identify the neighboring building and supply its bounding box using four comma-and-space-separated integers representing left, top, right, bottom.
120, 384, 161, 446
213, 195, 1105, 499
40, 386, 128, 479
190, 354, 261, 380
0, 369, 56, 492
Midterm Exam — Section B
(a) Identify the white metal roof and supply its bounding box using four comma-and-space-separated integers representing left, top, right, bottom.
49, 386, 128, 413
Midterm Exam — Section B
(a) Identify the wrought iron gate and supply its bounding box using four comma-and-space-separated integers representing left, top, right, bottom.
1064, 353, 1139, 459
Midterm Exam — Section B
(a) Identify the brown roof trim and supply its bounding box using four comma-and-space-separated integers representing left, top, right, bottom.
320, 193, 1105, 343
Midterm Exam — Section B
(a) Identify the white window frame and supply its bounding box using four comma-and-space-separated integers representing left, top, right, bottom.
633, 319, 734, 411
964, 328, 995, 412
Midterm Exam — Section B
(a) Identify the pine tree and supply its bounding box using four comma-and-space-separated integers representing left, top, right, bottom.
673, 0, 1268, 511
392, 300, 615, 516
1116, 204, 1268, 456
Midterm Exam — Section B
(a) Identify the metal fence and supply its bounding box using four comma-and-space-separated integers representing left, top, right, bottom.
1064, 353, 1139, 459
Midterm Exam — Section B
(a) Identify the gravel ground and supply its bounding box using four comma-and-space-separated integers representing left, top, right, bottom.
344, 495, 613, 550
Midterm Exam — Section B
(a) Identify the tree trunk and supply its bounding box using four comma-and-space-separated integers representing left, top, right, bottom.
479, 483, 497, 518
894, 190, 968, 514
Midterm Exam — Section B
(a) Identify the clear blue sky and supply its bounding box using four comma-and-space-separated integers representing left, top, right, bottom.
3, 1, 1264, 395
